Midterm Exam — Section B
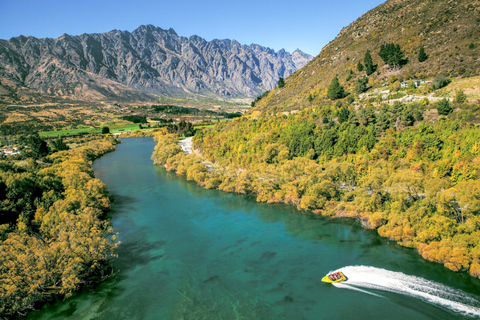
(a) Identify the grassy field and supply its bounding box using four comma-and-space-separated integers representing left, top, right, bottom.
39, 122, 143, 137
438, 76, 480, 102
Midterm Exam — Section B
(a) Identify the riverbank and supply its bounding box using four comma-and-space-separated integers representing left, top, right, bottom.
0, 137, 120, 319
152, 127, 480, 280
26, 137, 480, 319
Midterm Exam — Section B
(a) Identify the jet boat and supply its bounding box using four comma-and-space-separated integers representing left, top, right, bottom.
321, 271, 347, 283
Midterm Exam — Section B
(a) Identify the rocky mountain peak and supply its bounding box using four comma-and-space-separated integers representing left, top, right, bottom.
0, 25, 313, 104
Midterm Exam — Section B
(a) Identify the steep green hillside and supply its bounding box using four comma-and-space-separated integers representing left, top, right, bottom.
253, 0, 480, 112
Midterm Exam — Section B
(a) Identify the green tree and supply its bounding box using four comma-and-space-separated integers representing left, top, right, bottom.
432, 75, 450, 90
338, 107, 350, 123
101, 126, 110, 134
22, 134, 49, 160
437, 99, 453, 115
51, 138, 69, 151
418, 46, 428, 62
379, 43, 405, 68
454, 90, 467, 103
363, 50, 376, 76
327, 75, 345, 100
355, 76, 369, 94
278, 77, 285, 88
357, 61, 364, 72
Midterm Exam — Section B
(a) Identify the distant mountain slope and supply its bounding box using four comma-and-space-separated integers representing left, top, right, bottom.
0, 25, 312, 104
253, 0, 480, 111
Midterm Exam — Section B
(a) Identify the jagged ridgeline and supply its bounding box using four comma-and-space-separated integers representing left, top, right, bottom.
0, 25, 312, 104
254, 0, 480, 111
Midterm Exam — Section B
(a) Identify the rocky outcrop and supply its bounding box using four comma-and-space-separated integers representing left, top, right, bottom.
0, 25, 312, 103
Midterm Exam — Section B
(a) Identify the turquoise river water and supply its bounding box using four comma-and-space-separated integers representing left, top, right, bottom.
26, 137, 480, 319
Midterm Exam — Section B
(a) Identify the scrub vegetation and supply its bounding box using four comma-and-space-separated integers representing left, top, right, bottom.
152, 97, 480, 278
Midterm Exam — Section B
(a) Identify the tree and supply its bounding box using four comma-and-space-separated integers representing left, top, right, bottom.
355, 76, 369, 94
454, 90, 467, 103
51, 138, 69, 151
378, 43, 405, 68
363, 50, 377, 76
338, 107, 350, 123
101, 127, 110, 134
327, 75, 345, 100
357, 61, 364, 72
278, 77, 285, 88
22, 134, 49, 159
432, 75, 450, 90
437, 99, 453, 115
418, 46, 428, 62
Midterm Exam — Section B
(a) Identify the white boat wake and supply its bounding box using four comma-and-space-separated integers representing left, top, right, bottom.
331, 266, 480, 318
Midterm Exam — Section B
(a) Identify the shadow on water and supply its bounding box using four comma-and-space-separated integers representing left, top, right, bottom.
114, 238, 167, 274
111, 194, 143, 206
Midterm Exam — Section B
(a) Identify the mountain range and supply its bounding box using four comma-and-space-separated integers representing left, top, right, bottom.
0, 24, 312, 105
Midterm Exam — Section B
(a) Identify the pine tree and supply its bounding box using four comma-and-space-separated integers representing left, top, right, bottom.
338, 107, 350, 123
327, 75, 345, 100
363, 50, 376, 76
355, 76, 369, 94
357, 61, 364, 72
379, 43, 405, 68
278, 77, 285, 88
436, 98, 453, 115
418, 46, 428, 62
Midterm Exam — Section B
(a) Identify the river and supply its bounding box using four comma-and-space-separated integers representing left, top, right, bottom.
26, 137, 480, 319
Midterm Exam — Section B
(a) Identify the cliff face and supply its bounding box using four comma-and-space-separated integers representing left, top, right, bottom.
0, 25, 312, 104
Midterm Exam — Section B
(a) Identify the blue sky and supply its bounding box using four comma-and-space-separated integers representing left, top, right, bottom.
0, 0, 385, 56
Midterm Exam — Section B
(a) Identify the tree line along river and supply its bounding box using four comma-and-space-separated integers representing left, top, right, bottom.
26, 137, 480, 320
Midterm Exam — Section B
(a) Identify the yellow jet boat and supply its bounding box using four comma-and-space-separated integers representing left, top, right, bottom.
321, 271, 347, 283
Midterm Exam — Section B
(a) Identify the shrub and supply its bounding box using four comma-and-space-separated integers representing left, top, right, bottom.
454, 90, 467, 103
432, 75, 450, 90
436, 99, 453, 115
357, 61, 364, 72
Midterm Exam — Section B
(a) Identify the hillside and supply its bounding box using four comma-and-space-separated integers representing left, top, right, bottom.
0, 25, 312, 105
253, 0, 480, 112
149, 0, 480, 279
